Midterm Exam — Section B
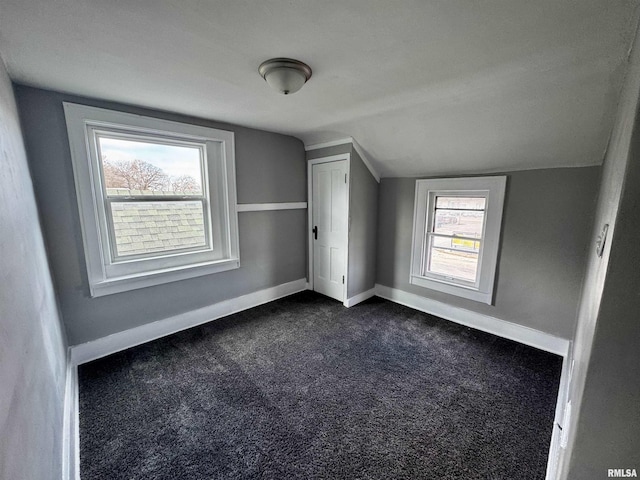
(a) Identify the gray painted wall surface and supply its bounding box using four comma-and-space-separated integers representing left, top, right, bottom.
0, 62, 67, 478
235, 128, 306, 204
376, 167, 600, 338
15, 86, 307, 345
306, 142, 351, 160
563, 25, 640, 479
347, 149, 378, 298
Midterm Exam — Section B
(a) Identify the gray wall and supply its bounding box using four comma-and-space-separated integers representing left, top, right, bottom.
563, 24, 640, 479
347, 149, 378, 298
376, 167, 600, 339
0, 62, 67, 478
306, 142, 352, 160
15, 85, 307, 345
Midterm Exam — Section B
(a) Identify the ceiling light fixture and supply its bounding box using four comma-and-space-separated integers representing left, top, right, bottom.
259, 58, 312, 95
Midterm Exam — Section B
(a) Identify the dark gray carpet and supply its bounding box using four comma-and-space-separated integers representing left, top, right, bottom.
79, 292, 561, 479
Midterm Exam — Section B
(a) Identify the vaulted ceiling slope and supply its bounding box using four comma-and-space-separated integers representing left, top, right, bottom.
0, 1, 638, 177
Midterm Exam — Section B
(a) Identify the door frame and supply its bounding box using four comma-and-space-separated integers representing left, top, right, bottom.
307, 153, 351, 304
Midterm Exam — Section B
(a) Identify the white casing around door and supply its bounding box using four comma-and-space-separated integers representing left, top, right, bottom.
311, 160, 348, 302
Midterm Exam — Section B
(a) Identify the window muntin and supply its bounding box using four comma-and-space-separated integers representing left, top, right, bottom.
410, 177, 506, 304
64, 102, 239, 297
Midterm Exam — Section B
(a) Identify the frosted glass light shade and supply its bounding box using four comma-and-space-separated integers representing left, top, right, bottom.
259, 58, 312, 95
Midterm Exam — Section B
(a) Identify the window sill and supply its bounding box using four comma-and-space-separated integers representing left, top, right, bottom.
89, 257, 240, 297
410, 275, 493, 305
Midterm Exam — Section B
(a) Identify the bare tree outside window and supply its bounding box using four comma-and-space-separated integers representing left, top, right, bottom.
170, 174, 201, 193
103, 158, 169, 191
102, 157, 201, 193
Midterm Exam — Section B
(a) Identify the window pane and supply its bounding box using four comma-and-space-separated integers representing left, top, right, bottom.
426, 246, 479, 282
98, 136, 203, 195
435, 196, 486, 210
433, 209, 485, 238
111, 201, 207, 257
431, 235, 481, 253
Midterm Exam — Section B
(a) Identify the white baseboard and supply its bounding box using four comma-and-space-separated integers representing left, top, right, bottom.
62, 349, 80, 480
375, 284, 570, 357
344, 288, 376, 307
70, 278, 308, 365
545, 351, 573, 480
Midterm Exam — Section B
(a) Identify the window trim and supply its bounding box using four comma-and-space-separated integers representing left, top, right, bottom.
410, 176, 506, 304
64, 102, 240, 297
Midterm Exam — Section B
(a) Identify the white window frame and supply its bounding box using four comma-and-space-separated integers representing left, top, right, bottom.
64, 103, 240, 297
410, 176, 506, 304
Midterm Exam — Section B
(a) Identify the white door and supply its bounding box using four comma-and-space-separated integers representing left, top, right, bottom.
312, 160, 348, 302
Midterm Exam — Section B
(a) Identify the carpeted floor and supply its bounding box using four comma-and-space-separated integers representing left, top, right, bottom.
79, 291, 561, 479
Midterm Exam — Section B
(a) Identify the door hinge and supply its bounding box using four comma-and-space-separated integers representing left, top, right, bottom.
342, 275, 345, 284
345, 173, 347, 183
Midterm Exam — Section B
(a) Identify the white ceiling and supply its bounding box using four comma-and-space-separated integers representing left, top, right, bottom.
0, 0, 638, 177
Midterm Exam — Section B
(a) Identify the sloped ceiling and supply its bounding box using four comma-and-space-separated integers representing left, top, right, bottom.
0, 0, 638, 176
